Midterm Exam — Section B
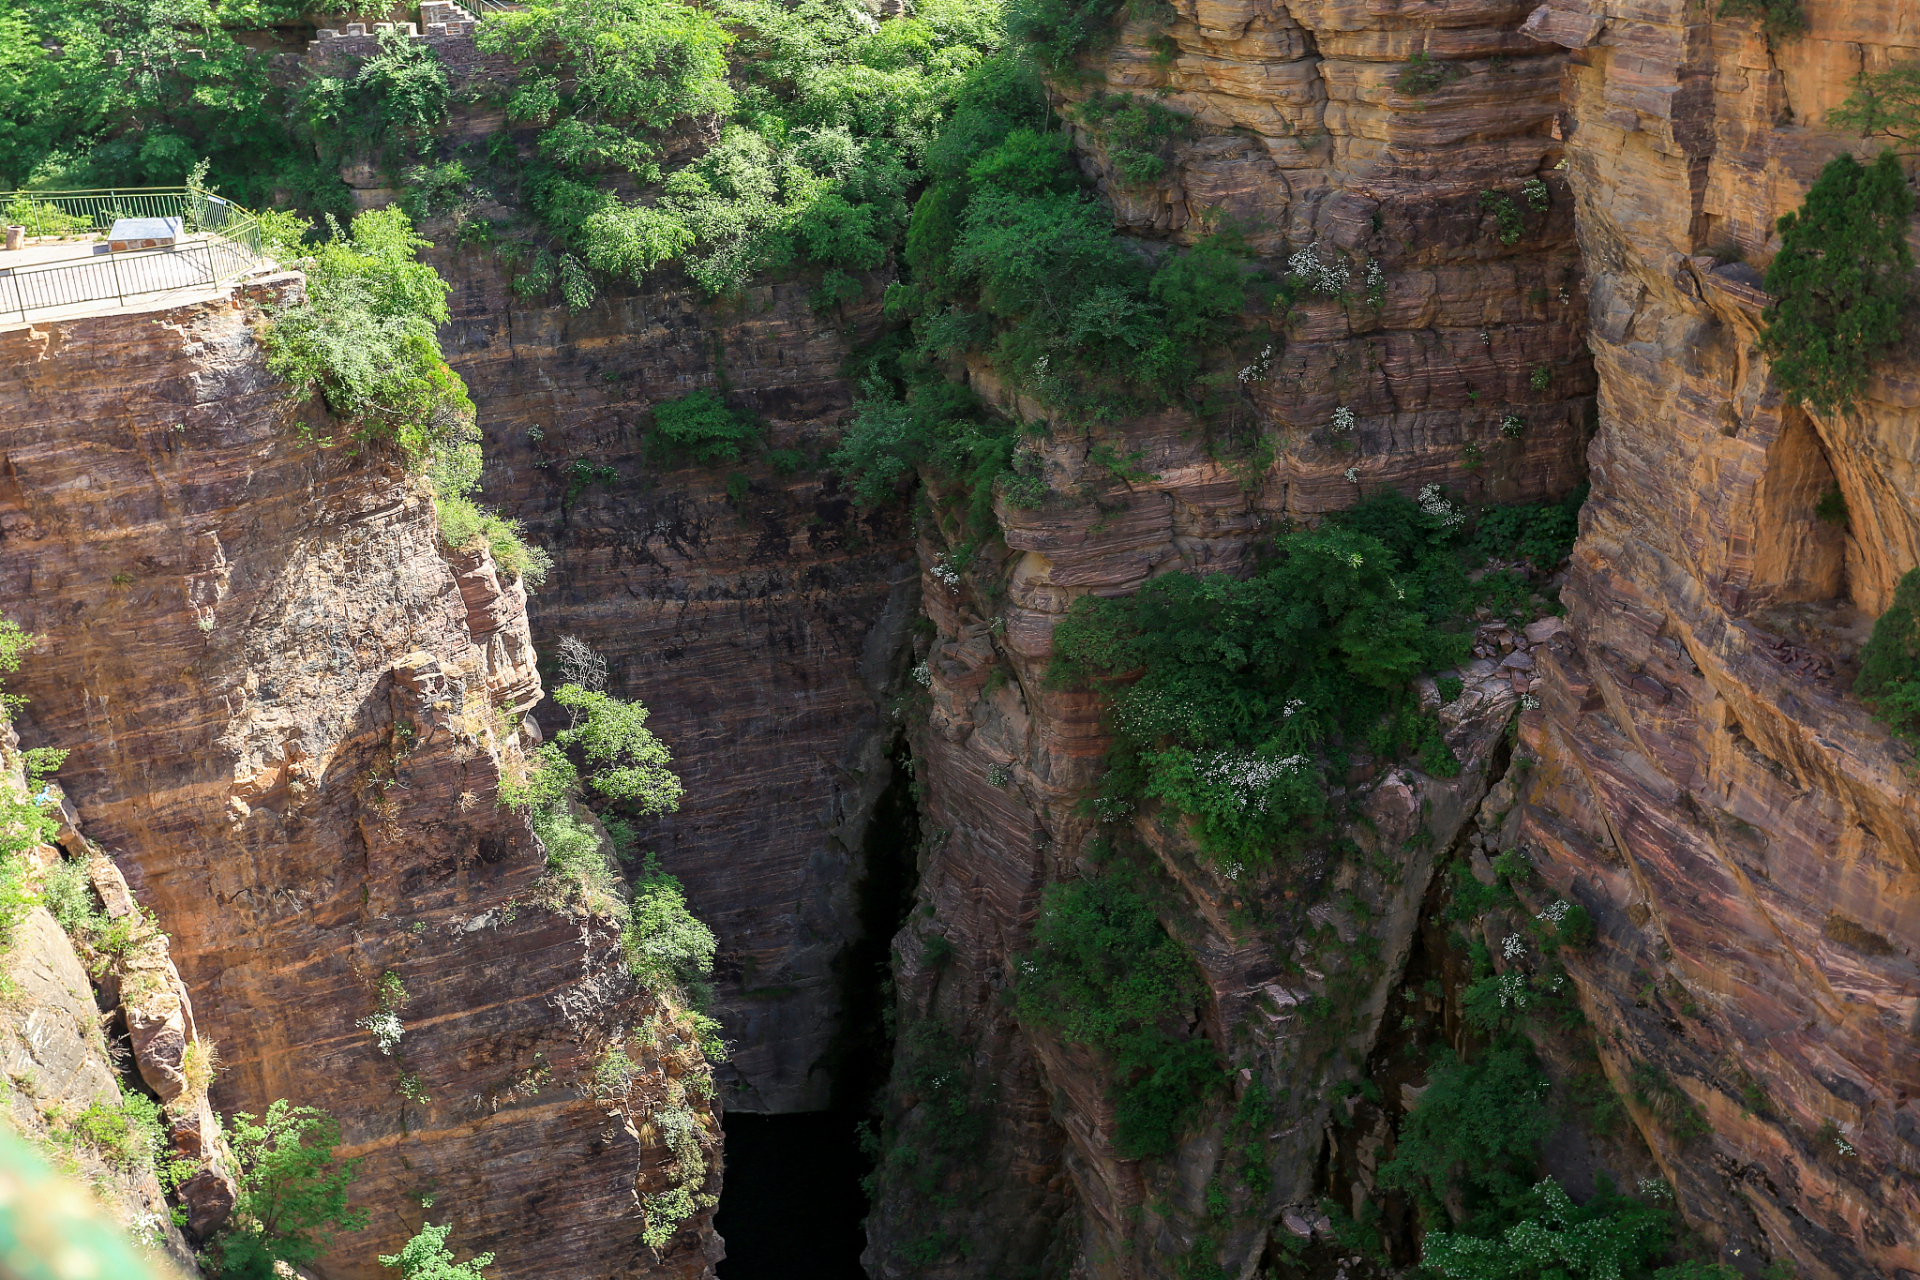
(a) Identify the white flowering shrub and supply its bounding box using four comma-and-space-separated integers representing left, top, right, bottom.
1421, 1177, 1675, 1280
1500, 412, 1527, 438
912, 662, 932, 687
1236, 343, 1274, 384
1330, 405, 1357, 435
355, 971, 409, 1056
929, 555, 961, 591
1287, 243, 1349, 295
1418, 483, 1467, 528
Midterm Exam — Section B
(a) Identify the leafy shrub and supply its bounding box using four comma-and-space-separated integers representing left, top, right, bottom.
1756, 151, 1914, 414
1005, 0, 1132, 72
503, 680, 684, 913
1716, 0, 1807, 42
297, 27, 449, 175
1013, 871, 1221, 1158
1814, 482, 1848, 525
41, 857, 104, 937
829, 381, 1029, 543
649, 389, 760, 465
1051, 502, 1474, 865
1480, 190, 1525, 245
1394, 50, 1465, 95
0, 621, 65, 950
623, 856, 718, 999
380, 1222, 495, 1279
265, 207, 472, 459
473, 0, 1001, 297
0, 0, 352, 206
1378, 1043, 1556, 1227
477, 0, 733, 179
1421, 1177, 1684, 1280
1074, 91, 1189, 187
1854, 568, 1920, 745
434, 498, 552, 586
1469, 487, 1583, 570
210, 1101, 366, 1280
49, 1091, 166, 1171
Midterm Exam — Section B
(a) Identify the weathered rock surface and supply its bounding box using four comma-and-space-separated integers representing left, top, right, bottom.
1508, 3, 1920, 1277
0, 284, 718, 1279
432, 244, 920, 1113
859, 0, 1597, 1272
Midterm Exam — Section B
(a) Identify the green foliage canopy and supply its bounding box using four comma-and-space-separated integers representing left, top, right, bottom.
212, 1101, 366, 1280
1051, 499, 1475, 864
550, 684, 686, 812
1831, 62, 1920, 153
1756, 151, 1915, 415
379, 1222, 495, 1280
1013, 870, 1220, 1158
0, 0, 341, 200
1856, 567, 1920, 746
1377, 1043, 1556, 1226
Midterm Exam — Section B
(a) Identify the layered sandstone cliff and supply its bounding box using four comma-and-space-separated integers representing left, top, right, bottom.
434, 247, 921, 1114
862, 0, 1597, 1273
297, 15, 924, 1114
1506, 3, 1920, 1277
0, 283, 719, 1278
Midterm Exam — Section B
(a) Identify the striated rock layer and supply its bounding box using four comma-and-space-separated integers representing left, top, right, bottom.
1511, 1, 1920, 1277
432, 245, 920, 1113
862, 0, 1599, 1270
0, 283, 719, 1279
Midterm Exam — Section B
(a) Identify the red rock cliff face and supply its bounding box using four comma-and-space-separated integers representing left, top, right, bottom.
0, 284, 720, 1280
1507, 2, 1920, 1277
430, 246, 921, 1112
861, 0, 1596, 1273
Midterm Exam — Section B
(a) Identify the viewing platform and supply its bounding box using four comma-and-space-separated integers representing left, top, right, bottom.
0, 187, 275, 329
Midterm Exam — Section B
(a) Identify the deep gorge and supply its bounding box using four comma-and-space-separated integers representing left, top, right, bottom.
1, 0, 1917, 1276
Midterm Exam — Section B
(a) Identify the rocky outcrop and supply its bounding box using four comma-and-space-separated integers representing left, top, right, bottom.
432, 244, 920, 1113
858, 0, 1598, 1270
0, 282, 718, 1278
1509, 3, 1920, 1277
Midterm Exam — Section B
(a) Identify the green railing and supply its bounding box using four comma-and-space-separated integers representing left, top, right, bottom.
0, 186, 261, 246
0, 186, 266, 322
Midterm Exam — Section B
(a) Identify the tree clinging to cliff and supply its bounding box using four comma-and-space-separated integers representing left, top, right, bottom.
1756, 150, 1914, 415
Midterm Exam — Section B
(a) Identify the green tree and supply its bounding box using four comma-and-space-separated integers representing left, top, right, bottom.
1855, 567, 1920, 745
0, 0, 345, 204
379, 1222, 495, 1280
478, 0, 734, 178
263, 207, 470, 456
1756, 151, 1915, 414
1831, 62, 1920, 153
550, 684, 686, 811
211, 1102, 366, 1279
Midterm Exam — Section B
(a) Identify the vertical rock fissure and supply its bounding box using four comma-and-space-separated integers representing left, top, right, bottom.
713, 736, 920, 1278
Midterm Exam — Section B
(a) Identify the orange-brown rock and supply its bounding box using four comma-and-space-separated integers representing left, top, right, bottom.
0, 283, 719, 1279
1506, 1, 1920, 1276
861, 0, 1597, 1272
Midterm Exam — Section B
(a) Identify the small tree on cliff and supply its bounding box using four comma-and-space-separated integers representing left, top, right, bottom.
1857, 568, 1920, 747
209, 1101, 365, 1280
379, 1222, 494, 1280
1756, 150, 1915, 415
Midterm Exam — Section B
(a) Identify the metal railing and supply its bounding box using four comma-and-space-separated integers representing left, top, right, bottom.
0, 186, 265, 322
